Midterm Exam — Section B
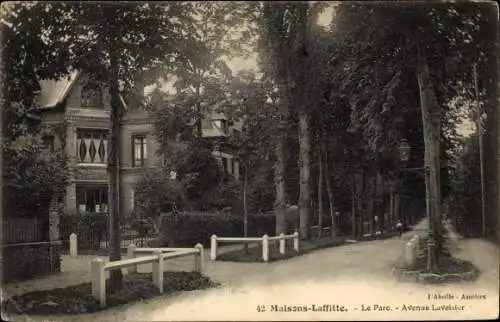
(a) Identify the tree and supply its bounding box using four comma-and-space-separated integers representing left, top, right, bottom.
151, 2, 260, 215
169, 2, 256, 139
4, 1, 194, 287
316, 143, 324, 238
225, 72, 277, 246
331, 1, 493, 270
446, 135, 482, 237
260, 2, 293, 235
260, 2, 327, 240
1, 9, 68, 221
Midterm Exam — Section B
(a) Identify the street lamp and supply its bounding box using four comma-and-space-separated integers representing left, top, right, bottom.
398, 138, 411, 165
394, 138, 411, 226
397, 137, 435, 272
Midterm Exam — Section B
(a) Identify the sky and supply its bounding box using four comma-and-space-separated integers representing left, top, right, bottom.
456, 117, 475, 137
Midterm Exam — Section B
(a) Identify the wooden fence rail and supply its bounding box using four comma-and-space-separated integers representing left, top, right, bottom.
210, 232, 299, 262
91, 244, 203, 308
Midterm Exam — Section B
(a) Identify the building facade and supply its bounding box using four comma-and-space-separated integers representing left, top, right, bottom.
38, 71, 239, 216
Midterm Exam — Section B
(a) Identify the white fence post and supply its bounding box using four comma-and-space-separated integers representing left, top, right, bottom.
413, 235, 420, 259
194, 243, 204, 272
91, 258, 106, 308
127, 244, 137, 274
279, 233, 285, 255
293, 231, 299, 252
210, 234, 217, 261
152, 250, 164, 293
405, 240, 414, 266
69, 233, 78, 257
262, 234, 269, 262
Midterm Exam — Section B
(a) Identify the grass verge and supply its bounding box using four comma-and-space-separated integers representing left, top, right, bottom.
217, 236, 345, 262
2, 271, 219, 315
393, 230, 480, 284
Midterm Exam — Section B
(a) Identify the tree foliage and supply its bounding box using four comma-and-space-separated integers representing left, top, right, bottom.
1, 9, 68, 219
2, 1, 196, 287
446, 135, 483, 237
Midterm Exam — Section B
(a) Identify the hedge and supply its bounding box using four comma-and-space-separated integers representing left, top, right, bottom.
2, 243, 61, 282
155, 211, 279, 247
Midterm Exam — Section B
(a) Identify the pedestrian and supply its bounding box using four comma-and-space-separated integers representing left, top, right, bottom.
396, 220, 403, 239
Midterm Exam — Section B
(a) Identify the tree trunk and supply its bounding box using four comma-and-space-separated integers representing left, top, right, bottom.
274, 124, 287, 235
243, 164, 249, 253
324, 144, 336, 237
351, 174, 356, 239
374, 171, 381, 233
389, 189, 395, 227
317, 144, 323, 239
395, 194, 401, 222
298, 110, 311, 241
416, 47, 442, 272
108, 40, 123, 288
378, 173, 384, 233
356, 169, 366, 237
367, 174, 375, 235
195, 85, 203, 139
0, 74, 3, 222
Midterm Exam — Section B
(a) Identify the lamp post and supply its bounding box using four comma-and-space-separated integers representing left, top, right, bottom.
397, 138, 411, 224
397, 137, 435, 272
398, 138, 411, 165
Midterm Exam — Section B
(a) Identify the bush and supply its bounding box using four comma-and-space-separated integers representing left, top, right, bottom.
394, 233, 480, 284
212, 174, 275, 215
215, 178, 242, 212
130, 218, 156, 237
217, 236, 346, 262
174, 143, 222, 196
2, 271, 219, 315
134, 168, 184, 217
156, 211, 276, 247
3, 132, 68, 218
2, 243, 61, 282
246, 169, 275, 213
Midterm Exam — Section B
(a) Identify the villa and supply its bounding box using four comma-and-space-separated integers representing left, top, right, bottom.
37, 70, 240, 216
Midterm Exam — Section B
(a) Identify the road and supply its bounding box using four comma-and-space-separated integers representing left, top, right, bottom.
8, 219, 499, 321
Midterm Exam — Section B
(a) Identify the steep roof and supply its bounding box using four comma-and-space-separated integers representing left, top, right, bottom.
38, 70, 80, 109
37, 70, 128, 110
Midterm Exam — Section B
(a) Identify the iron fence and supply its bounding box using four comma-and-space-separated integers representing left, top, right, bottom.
1, 217, 43, 244
59, 214, 157, 255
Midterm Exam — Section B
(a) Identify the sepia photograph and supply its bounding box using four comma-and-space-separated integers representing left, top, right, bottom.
0, 1, 499, 321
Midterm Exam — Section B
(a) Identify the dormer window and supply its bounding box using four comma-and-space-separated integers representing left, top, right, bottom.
81, 81, 103, 108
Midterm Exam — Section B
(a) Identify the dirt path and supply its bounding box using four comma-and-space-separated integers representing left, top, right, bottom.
5, 220, 498, 321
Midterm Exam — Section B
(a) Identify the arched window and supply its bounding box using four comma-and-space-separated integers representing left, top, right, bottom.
81, 81, 102, 108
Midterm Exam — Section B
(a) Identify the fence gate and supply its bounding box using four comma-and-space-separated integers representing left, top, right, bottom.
59, 214, 157, 255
